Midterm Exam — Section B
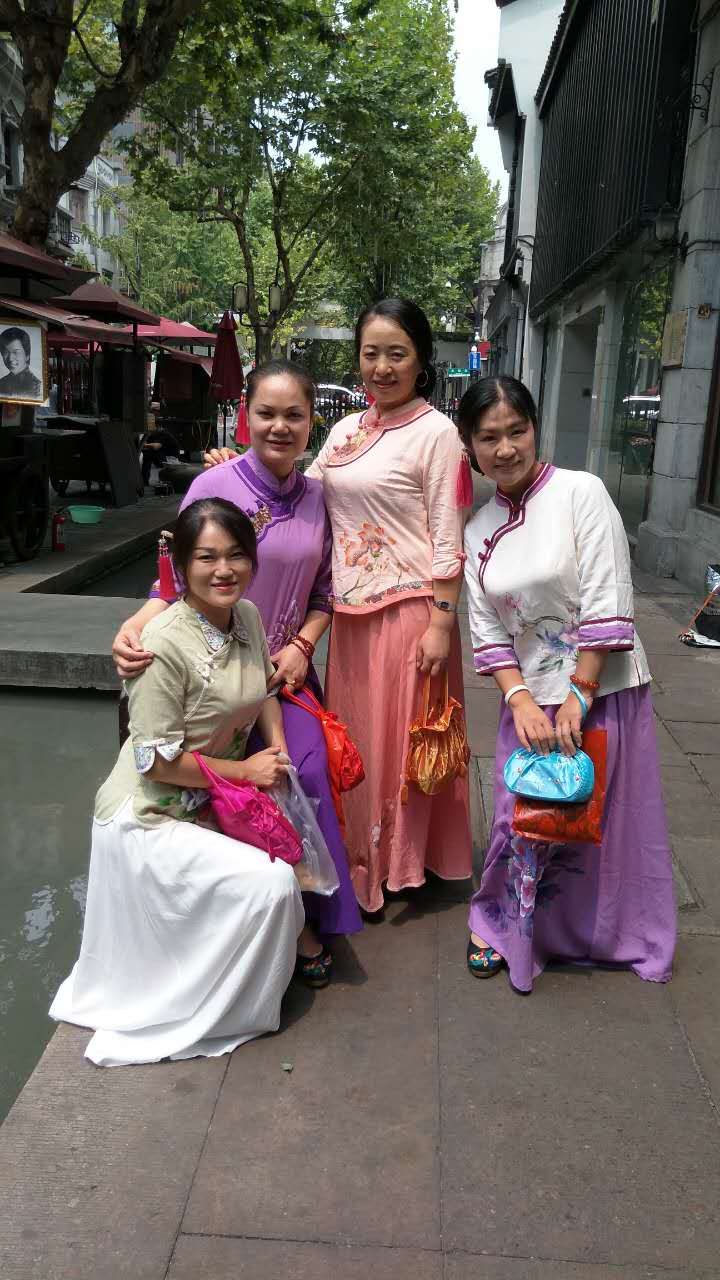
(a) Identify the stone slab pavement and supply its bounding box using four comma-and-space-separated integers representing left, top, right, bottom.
1, 569, 720, 1279
0, 489, 177, 595
0, 593, 145, 689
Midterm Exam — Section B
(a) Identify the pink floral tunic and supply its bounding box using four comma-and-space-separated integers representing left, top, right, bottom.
307, 398, 465, 613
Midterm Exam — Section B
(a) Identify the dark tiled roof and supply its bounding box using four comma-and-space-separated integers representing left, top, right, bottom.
485, 59, 518, 124
535, 0, 578, 110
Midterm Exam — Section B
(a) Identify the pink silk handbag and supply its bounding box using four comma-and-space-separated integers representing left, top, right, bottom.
192, 752, 303, 865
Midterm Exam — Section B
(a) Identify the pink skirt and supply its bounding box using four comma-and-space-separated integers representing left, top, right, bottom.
325, 598, 472, 912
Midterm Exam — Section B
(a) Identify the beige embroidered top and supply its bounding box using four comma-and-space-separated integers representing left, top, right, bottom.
306, 398, 465, 614
94, 599, 275, 828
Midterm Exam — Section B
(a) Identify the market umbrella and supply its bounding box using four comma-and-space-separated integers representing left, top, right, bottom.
210, 310, 244, 446
51, 280, 160, 326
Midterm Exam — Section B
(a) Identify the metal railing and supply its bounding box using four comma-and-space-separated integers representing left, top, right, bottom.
309, 390, 367, 454
51, 207, 73, 247
530, 0, 695, 319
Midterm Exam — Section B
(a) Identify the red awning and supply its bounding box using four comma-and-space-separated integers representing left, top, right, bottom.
0, 296, 140, 344
0, 231, 78, 283
134, 317, 216, 344
156, 347, 213, 377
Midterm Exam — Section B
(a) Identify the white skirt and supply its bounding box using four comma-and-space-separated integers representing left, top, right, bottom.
50, 798, 305, 1066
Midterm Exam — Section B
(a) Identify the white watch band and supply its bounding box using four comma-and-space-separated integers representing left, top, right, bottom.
504, 683, 530, 706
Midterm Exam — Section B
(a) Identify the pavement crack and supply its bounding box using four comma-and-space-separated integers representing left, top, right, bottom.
162, 1056, 231, 1280
670, 1000, 720, 1132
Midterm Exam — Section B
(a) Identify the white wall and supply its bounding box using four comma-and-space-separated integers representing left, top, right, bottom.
498, 0, 564, 239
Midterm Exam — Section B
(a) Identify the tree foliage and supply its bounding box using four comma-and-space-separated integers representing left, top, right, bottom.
128, 0, 497, 357
93, 188, 237, 326
0, 0, 344, 245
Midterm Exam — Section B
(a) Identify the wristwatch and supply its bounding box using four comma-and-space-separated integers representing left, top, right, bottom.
432, 599, 458, 613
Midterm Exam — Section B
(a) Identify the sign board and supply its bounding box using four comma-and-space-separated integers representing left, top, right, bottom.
469, 349, 481, 372
448, 367, 470, 377
662, 309, 688, 368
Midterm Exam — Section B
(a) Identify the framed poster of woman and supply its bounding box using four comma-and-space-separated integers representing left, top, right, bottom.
0, 320, 48, 405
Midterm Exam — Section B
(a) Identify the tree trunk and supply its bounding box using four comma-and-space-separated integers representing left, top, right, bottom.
10, 0, 203, 247
254, 323, 275, 365
12, 0, 71, 245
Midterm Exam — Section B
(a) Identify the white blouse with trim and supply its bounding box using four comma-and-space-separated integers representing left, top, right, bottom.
463, 464, 651, 705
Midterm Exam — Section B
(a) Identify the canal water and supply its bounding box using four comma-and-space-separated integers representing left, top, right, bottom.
0, 554, 153, 1122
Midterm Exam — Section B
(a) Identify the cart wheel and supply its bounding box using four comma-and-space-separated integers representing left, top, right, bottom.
7, 469, 50, 560
50, 476, 69, 497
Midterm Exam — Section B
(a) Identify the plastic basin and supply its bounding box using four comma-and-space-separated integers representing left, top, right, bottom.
66, 505, 105, 525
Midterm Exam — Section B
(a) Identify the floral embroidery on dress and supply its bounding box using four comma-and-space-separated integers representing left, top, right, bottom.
331, 421, 378, 461
483, 835, 585, 938
265, 599, 302, 653
499, 593, 580, 676
249, 503, 273, 536
337, 522, 417, 607
534, 613, 580, 673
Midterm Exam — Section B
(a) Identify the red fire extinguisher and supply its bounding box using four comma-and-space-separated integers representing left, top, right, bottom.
51, 510, 66, 552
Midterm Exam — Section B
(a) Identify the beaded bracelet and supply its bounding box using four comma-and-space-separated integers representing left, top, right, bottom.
290, 634, 315, 660
572, 674, 600, 693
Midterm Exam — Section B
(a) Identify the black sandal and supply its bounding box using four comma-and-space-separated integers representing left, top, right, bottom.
467, 937, 503, 979
295, 945, 333, 989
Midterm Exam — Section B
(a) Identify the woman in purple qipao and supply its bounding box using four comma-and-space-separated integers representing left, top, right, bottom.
112, 361, 362, 987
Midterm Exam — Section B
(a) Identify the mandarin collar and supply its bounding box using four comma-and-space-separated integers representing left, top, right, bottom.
365, 396, 429, 430
181, 600, 250, 652
244, 447, 298, 497
494, 462, 555, 511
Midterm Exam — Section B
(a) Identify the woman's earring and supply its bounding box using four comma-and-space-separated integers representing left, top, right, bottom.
416, 369, 429, 389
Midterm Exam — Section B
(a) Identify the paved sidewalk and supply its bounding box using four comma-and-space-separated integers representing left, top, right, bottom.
1, 570, 720, 1279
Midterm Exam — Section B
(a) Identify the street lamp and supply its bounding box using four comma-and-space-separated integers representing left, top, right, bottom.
230, 281, 248, 315
268, 282, 282, 315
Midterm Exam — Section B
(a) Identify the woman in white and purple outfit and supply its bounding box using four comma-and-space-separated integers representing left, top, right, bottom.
113, 362, 362, 987
459, 376, 676, 994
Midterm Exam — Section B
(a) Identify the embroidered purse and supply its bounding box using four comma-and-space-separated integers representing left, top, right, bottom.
511, 729, 608, 846
401, 673, 470, 802
192, 752, 303, 865
504, 746, 594, 804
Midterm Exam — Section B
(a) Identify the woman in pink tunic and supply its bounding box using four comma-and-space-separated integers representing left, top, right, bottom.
306, 299, 472, 912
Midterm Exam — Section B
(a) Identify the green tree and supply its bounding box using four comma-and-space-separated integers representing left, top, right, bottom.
96, 188, 238, 327
128, 0, 489, 360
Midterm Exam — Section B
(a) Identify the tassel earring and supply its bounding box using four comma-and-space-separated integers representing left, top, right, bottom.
455, 451, 474, 509
157, 530, 178, 602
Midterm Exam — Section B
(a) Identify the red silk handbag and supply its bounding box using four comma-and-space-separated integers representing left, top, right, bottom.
280, 685, 365, 808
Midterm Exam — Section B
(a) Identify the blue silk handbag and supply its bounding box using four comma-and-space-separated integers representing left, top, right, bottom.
503, 747, 595, 805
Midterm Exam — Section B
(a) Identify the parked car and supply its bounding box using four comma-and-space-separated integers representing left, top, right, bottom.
315, 383, 367, 425
622, 394, 661, 421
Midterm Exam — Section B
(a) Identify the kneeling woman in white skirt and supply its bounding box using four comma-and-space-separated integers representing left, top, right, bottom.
51, 497, 305, 1066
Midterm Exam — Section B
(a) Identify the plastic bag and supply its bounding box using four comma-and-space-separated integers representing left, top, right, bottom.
511, 728, 608, 846
270, 765, 340, 897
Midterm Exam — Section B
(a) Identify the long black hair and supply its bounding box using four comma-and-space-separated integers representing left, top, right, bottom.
173, 498, 258, 576
457, 375, 539, 460
355, 297, 437, 400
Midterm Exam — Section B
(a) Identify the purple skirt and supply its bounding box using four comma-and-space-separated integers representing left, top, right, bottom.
469, 685, 676, 993
248, 671, 362, 938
